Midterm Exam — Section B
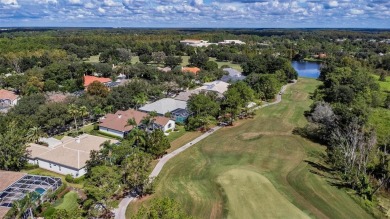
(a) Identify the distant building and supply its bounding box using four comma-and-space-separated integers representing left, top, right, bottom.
182, 67, 201, 75
139, 98, 190, 122
83, 75, 112, 88
218, 40, 246, 45
28, 134, 117, 178
0, 171, 62, 218
99, 109, 175, 138
157, 67, 172, 73
180, 39, 216, 47
221, 68, 246, 83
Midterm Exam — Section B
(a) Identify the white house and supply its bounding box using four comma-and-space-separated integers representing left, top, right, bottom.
0, 89, 19, 109
99, 109, 175, 138
28, 134, 117, 178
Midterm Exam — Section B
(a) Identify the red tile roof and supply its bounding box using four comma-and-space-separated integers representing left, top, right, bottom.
83, 75, 112, 87
182, 67, 201, 75
99, 109, 171, 132
0, 89, 18, 101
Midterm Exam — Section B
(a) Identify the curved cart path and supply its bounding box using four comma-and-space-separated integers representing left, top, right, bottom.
114, 82, 295, 219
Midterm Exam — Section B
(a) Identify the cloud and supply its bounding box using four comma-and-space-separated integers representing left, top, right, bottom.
350, 9, 364, 15
1, 0, 18, 5
0, 0, 389, 28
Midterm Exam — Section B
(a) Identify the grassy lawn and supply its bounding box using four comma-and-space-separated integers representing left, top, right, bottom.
369, 108, 390, 143
181, 56, 242, 71
84, 54, 100, 63
372, 74, 390, 92
166, 130, 203, 153
167, 125, 186, 142
209, 57, 243, 71
127, 78, 375, 219
23, 168, 84, 189
54, 191, 79, 212
181, 56, 190, 66
131, 56, 140, 65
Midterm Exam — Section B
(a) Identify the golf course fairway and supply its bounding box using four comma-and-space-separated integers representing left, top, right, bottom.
127, 78, 374, 219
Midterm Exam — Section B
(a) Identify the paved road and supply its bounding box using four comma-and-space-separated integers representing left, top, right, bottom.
114, 81, 295, 219
114, 127, 221, 219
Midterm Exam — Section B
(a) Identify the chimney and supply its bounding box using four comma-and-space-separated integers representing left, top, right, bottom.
118, 114, 122, 119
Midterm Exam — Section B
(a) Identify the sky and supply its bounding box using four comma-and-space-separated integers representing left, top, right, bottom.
0, 0, 389, 28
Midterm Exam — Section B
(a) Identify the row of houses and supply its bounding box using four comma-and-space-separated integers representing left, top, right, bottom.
180, 39, 246, 47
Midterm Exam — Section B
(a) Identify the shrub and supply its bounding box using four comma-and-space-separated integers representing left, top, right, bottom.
65, 174, 74, 183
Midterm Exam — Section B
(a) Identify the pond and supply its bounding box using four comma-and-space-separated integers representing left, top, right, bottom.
291, 61, 321, 79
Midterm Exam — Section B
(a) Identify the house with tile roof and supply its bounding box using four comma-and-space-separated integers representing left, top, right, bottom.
0, 89, 19, 108
83, 75, 112, 87
182, 67, 201, 75
139, 98, 190, 122
99, 109, 175, 138
27, 134, 117, 177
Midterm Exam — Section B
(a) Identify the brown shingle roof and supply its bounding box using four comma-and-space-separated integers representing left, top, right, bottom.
0, 171, 26, 192
28, 134, 117, 169
0, 207, 10, 219
0, 89, 18, 101
99, 109, 170, 132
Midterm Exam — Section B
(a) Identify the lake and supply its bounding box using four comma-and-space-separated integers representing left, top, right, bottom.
291, 61, 321, 79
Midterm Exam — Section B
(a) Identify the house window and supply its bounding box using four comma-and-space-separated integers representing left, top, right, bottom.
59, 166, 61, 171
168, 123, 172, 128
49, 163, 52, 168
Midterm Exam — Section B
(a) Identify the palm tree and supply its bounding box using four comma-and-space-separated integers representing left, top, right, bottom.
68, 104, 80, 132
127, 117, 146, 145
27, 126, 46, 143
79, 106, 89, 127
128, 128, 147, 148
133, 93, 147, 109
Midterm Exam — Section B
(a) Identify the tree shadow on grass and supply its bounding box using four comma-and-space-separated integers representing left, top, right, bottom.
305, 160, 351, 189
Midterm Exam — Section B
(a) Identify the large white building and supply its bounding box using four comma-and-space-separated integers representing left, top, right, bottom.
180, 39, 216, 47
28, 134, 117, 178
218, 40, 246, 45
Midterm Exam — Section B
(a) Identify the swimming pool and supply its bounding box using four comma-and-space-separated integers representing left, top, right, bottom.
35, 188, 46, 195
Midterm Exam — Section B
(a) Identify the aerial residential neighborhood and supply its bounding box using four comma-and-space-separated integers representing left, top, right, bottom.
1, 4, 390, 218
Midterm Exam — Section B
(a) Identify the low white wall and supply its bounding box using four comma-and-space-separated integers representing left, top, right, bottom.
99, 126, 124, 138
28, 158, 85, 178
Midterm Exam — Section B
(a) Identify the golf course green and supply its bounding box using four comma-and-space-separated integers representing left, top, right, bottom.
127, 78, 374, 219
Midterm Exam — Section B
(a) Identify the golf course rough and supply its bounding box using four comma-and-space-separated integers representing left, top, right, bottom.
128, 78, 375, 219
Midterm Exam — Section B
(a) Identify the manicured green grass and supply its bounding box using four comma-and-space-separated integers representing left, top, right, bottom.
127, 78, 374, 219
54, 191, 79, 212
181, 56, 190, 66
372, 74, 390, 92
369, 108, 390, 143
167, 125, 186, 142
131, 56, 140, 65
85, 55, 100, 63
209, 57, 243, 71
